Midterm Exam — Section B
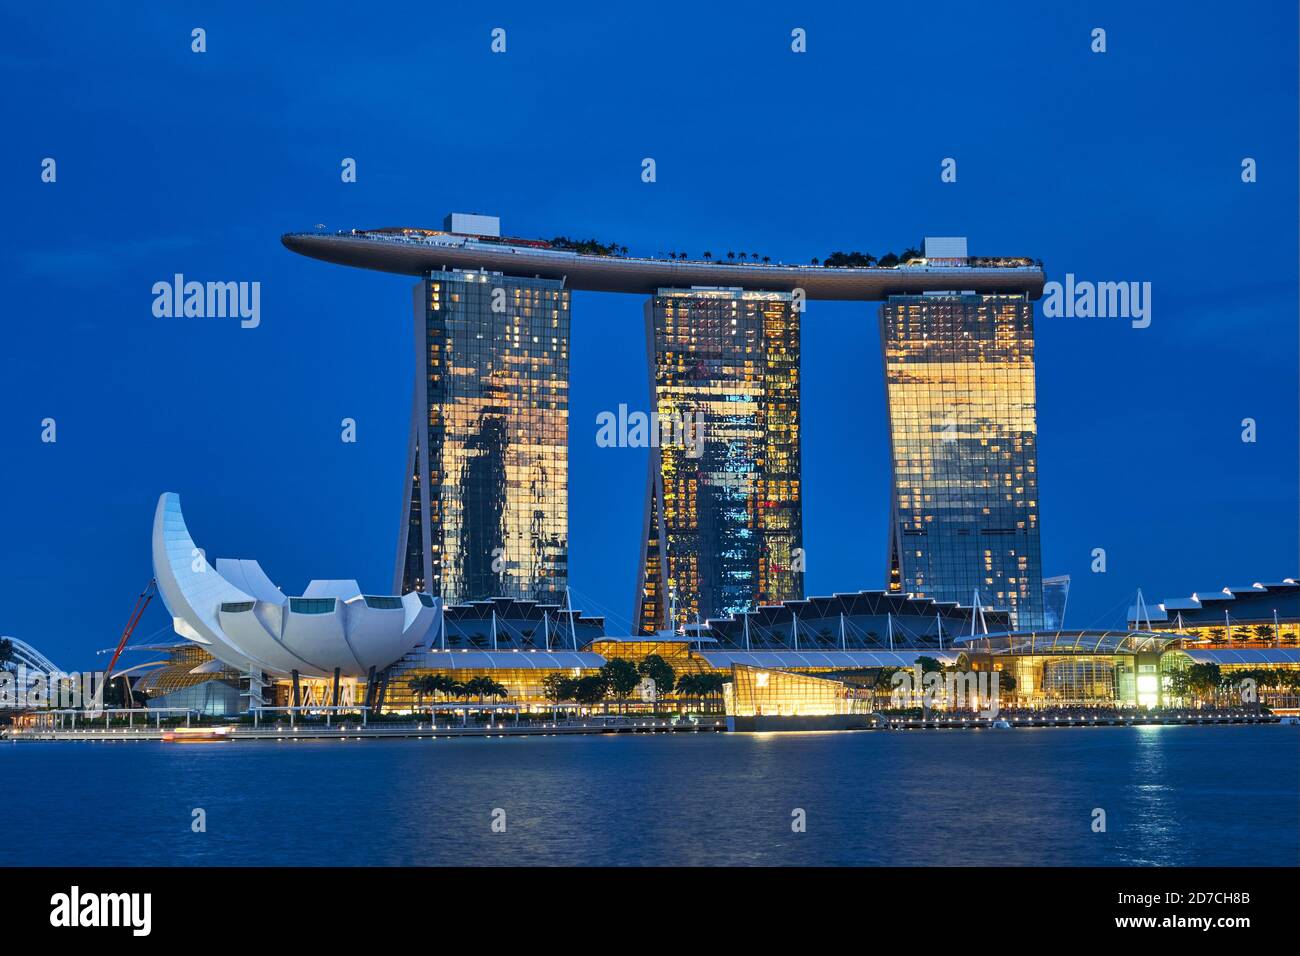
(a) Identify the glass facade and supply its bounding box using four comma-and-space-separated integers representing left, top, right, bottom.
725, 665, 873, 718
703, 591, 1009, 649
636, 289, 803, 632
399, 271, 570, 605
880, 294, 1043, 627
1042, 574, 1070, 629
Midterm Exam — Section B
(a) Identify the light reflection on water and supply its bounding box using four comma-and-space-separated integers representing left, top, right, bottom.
1, 726, 1296, 866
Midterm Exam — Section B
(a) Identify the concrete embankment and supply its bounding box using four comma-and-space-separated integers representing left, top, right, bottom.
8, 717, 728, 742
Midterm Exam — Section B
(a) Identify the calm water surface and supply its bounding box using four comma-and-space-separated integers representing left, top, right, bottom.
2, 726, 1296, 866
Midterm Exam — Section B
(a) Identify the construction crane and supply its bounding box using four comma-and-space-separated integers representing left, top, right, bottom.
103, 579, 157, 709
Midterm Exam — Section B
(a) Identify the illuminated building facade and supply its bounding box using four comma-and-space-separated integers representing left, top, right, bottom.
382, 650, 606, 711
398, 271, 570, 605
881, 293, 1044, 627
636, 288, 803, 632
724, 665, 875, 729
962, 630, 1176, 709
1127, 578, 1299, 646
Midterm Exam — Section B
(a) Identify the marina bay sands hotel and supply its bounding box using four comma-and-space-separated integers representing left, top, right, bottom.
282, 215, 1048, 631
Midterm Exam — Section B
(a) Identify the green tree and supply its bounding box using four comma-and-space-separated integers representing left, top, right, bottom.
915, 656, 945, 675
698, 673, 727, 695
637, 655, 676, 697
1186, 662, 1222, 701
409, 675, 440, 708
678, 672, 726, 698
1165, 668, 1192, 702
573, 674, 609, 706
600, 658, 641, 711
542, 673, 577, 704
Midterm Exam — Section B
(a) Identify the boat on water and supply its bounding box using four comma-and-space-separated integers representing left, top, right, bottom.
161, 726, 234, 743
991, 719, 1013, 729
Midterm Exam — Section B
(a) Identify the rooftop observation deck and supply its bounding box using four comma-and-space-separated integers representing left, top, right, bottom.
281, 228, 1046, 301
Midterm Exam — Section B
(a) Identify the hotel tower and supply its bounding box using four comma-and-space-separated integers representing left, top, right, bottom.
635, 288, 804, 632
880, 275, 1044, 626
396, 265, 571, 605
282, 223, 1047, 626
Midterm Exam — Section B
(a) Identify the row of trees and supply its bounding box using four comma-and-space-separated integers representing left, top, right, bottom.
564, 245, 942, 267
1166, 663, 1300, 703
690, 251, 772, 263
549, 236, 627, 256
538, 655, 728, 710
408, 674, 509, 704
1194, 624, 1298, 646
816, 248, 923, 268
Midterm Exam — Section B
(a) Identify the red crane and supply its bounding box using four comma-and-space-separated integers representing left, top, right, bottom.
104, 579, 157, 708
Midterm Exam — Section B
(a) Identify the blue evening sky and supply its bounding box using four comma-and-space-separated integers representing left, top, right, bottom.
3, 1, 1296, 667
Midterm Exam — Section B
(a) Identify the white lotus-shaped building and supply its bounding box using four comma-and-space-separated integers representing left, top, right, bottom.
152, 493, 437, 679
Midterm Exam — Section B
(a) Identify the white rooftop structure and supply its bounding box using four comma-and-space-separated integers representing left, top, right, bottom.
442, 212, 500, 237
924, 236, 968, 259
152, 493, 437, 679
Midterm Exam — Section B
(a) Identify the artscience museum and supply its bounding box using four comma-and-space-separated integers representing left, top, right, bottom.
152, 492, 438, 704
